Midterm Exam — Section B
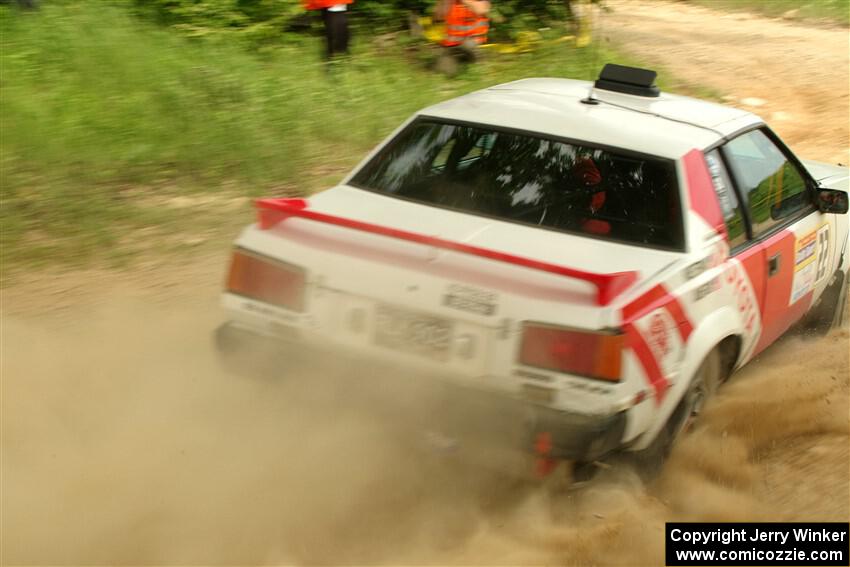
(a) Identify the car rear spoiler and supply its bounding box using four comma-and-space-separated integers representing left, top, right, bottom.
256, 198, 638, 306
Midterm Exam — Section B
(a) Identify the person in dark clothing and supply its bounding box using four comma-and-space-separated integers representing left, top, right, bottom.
303, 1, 353, 59
321, 6, 350, 57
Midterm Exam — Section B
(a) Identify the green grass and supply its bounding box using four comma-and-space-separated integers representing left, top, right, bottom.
688, 0, 849, 26
0, 2, 682, 276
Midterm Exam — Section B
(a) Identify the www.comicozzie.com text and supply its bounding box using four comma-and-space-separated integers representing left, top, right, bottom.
670, 527, 848, 546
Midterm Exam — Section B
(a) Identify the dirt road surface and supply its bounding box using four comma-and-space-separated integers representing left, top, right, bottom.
3, 1, 849, 565
601, 0, 849, 165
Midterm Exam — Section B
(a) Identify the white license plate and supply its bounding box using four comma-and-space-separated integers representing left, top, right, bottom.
374, 304, 452, 361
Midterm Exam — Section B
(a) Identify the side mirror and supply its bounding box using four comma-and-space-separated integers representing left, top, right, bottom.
817, 188, 849, 214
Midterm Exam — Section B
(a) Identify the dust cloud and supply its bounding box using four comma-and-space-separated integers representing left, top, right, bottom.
2, 290, 847, 565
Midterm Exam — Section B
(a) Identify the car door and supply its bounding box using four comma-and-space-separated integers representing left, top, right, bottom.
720, 128, 835, 354
703, 148, 765, 363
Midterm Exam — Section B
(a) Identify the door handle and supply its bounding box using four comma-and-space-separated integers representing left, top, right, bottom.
768, 253, 781, 277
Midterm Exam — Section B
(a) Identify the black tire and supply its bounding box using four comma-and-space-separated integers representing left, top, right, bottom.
627, 348, 722, 479
802, 271, 848, 334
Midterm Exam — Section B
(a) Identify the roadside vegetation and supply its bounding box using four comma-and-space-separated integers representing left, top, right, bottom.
688, 0, 849, 26
2, 1, 668, 276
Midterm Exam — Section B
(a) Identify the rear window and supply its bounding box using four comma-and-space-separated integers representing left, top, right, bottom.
351, 119, 684, 250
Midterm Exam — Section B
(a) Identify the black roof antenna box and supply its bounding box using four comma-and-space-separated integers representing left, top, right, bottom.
594, 63, 660, 98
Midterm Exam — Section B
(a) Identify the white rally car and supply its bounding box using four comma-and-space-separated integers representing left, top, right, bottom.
216, 64, 849, 475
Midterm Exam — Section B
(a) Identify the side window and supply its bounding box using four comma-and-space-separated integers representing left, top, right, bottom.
705, 149, 747, 249
722, 129, 811, 237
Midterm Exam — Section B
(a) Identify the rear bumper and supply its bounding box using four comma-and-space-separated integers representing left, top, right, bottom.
214, 321, 627, 463
527, 404, 626, 462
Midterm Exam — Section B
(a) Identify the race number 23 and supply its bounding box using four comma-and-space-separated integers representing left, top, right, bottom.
815, 225, 830, 283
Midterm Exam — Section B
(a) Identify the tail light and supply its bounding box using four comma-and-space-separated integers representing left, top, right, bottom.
519, 323, 623, 382
226, 249, 306, 312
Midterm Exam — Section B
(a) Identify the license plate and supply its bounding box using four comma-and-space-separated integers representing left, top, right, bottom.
374, 304, 452, 361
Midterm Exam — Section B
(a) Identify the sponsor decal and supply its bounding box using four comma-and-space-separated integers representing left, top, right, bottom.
815, 224, 831, 284
442, 284, 497, 316
712, 240, 730, 268
796, 231, 817, 268
706, 152, 735, 216
622, 286, 697, 404
687, 243, 729, 281
648, 312, 670, 358
241, 300, 300, 323
695, 276, 721, 301
725, 260, 761, 362
562, 380, 613, 395
624, 322, 669, 404
686, 259, 709, 280
791, 228, 821, 304
621, 285, 693, 342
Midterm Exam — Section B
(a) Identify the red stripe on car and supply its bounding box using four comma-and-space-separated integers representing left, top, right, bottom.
622, 284, 694, 342
683, 149, 726, 238
625, 323, 669, 404
621, 284, 667, 322
257, 197, 638, 306
664, 296, 695, 342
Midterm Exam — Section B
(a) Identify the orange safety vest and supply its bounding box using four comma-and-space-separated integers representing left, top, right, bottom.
442, 1, 488, 47
303, 0, 353, 10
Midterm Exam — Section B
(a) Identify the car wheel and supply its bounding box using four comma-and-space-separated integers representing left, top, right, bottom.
803, 270, 848, 334
627, 348, 722, 479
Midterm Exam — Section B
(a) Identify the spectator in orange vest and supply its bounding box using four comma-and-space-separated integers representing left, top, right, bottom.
435, 0, 491, 48
303, 0, 354, 59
